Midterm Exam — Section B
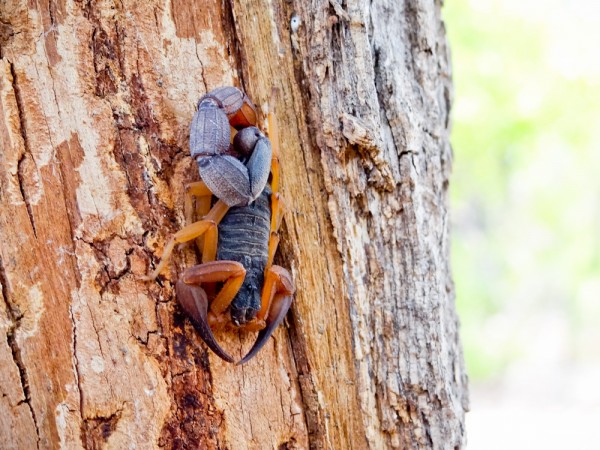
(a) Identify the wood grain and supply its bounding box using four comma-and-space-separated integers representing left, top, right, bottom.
0, 0, 468, 448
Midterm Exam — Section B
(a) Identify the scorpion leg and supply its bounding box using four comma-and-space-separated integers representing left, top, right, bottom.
184, 181, 213, 254
178, 261, 246, 363
184, 181, 219, 263
181, 261, 246, 316
143, 200, 229, 281
184, 181, 213, 226
238, 265, 295, 365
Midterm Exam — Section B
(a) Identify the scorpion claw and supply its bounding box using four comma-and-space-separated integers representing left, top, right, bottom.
246, 136, 273, 200
176, 280, 235, 363
232, 127, 273, 202
197, 155, 253, 207
238, 294, 293, 365
201, 86, 257, 129
190, 99, 231, 159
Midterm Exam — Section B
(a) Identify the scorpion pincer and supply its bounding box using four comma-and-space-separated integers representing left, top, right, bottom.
144, 86, 294, 364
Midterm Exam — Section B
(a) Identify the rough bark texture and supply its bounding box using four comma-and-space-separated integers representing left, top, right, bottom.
0, 0, 468, 449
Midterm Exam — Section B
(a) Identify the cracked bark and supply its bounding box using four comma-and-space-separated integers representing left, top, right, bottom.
0, 0, 467, 449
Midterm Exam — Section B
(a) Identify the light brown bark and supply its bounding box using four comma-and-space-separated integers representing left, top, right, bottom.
0, 0, 467, 449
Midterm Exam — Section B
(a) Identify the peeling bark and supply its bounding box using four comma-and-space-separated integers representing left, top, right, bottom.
0, 1, 467, 449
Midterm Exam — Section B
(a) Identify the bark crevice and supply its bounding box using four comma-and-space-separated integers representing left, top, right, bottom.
1, 257, 40, 449
82, 405, 124, 450
7, 328, 41, 449
9, 61, 38, 238
69, 303, 85, 442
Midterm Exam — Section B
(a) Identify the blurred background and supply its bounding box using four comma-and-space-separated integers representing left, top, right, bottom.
444, 0, 600, 448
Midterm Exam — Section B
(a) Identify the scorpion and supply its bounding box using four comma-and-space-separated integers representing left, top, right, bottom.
145, 87, 294, 364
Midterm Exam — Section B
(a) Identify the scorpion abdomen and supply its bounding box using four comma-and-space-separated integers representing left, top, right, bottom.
217, 189, 271, 324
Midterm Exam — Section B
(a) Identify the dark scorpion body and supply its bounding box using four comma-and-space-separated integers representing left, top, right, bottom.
145, 87, 294, 364
217, 189, 271, 326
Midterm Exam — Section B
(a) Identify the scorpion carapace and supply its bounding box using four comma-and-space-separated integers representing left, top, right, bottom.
144, 86, 294, 364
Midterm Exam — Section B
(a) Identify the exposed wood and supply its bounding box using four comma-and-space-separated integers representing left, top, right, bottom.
0, 0, 468, 449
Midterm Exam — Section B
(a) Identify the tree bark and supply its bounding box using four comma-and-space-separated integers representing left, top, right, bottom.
0, 0, 468, 449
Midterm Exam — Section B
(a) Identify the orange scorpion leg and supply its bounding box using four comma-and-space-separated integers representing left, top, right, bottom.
143, 200, 229, 281
176, 261, 246, 362
183, 180, 220, 308
184, 181, 213, 225
184, 181, 216, 259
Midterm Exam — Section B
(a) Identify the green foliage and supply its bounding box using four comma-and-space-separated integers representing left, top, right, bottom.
444, 0, 600, 380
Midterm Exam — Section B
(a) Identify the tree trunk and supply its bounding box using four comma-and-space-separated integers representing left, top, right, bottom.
0, 0, 468, 449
